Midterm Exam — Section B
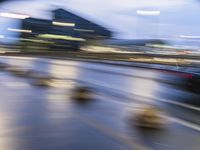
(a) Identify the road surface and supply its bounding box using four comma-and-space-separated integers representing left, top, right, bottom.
0, 56, 200, 150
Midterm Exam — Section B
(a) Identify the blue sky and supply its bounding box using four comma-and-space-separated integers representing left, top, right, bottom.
0, 0, 200, 40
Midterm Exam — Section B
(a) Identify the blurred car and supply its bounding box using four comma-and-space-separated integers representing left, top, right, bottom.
185, 73, 200, 93
160, 70, 200, 94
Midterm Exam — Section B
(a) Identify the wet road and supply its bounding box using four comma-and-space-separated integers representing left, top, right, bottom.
0, 56, 200, 150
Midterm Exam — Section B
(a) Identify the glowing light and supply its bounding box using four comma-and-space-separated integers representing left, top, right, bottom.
179, 35, 200, 39
52, 21, 75, 27
38, 34, 85, 42
81, 46, 141, 53
20, 38, 54, 44
0, 35, 4, 38
153, 58, 178, 63
8, 28, 32, 33
131, 78, 158, 98
0, 12, 29, 19
136, 10, 160, 16
74, 28, 94, 32
0, 51, 6, 54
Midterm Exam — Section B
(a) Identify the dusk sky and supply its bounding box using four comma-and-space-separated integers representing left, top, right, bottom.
0, 0, 200, 39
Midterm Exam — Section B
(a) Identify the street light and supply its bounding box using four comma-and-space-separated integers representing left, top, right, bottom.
136, 10, 161, 39
52, 21, 75, 27
179, 35, 200, 39
8, 28, 32, 33
0, 12, 29, 19
0, 35, 4, 38
136, 10, 161, 16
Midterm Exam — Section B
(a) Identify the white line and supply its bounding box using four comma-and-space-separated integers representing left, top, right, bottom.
163, 115, 200, 132
158, 98, 200, 111
85, 79, 200, 112
77, 114, 152, 150
99, 93, 200, 132
1, 56, 200, 112
2, 82, 30, 88
94, 81, 200, 112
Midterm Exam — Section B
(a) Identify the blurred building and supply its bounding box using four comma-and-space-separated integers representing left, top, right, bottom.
20, 8, 112, 50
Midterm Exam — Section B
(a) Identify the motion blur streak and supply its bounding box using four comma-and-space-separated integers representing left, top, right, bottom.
0, 12, 29, 19
8, 28, 32, 33
0, 0, 200, 150
136, 10, 161, 16
52, 21, 75, 27
0, 56, 200, 150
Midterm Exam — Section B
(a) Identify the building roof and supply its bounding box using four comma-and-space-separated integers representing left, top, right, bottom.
53, 8, 112, 37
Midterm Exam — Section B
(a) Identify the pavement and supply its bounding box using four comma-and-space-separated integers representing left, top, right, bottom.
0, 56, 200, 150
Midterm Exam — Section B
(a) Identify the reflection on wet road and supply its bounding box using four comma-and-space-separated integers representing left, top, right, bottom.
0, 56, 200, 150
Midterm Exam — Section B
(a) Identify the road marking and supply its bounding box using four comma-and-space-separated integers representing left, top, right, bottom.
1, 82, 30, 88
2, 56, 200, 111
158, 98, 200, 112
101, 84, 200, 112
109, 87, 200, 112
123, 90, 200, 112
79, 79, 200, 112
162, 115, 200, 132
97, 94, 200, 133
154, 142, 175, 148
76, 114, 152, 150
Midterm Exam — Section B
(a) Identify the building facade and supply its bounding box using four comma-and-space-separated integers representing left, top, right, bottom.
21, 8, 112, 50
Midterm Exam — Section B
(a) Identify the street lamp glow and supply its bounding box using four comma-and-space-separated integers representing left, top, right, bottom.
8, 28, 32, 33
180, 35, 200, 39
52, 21, 75, 27
0, 35, 5, 38
0, 12, 29, 19
136, 10, 161, 16
74, 28, 94, 32
38, 34, 85, 42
